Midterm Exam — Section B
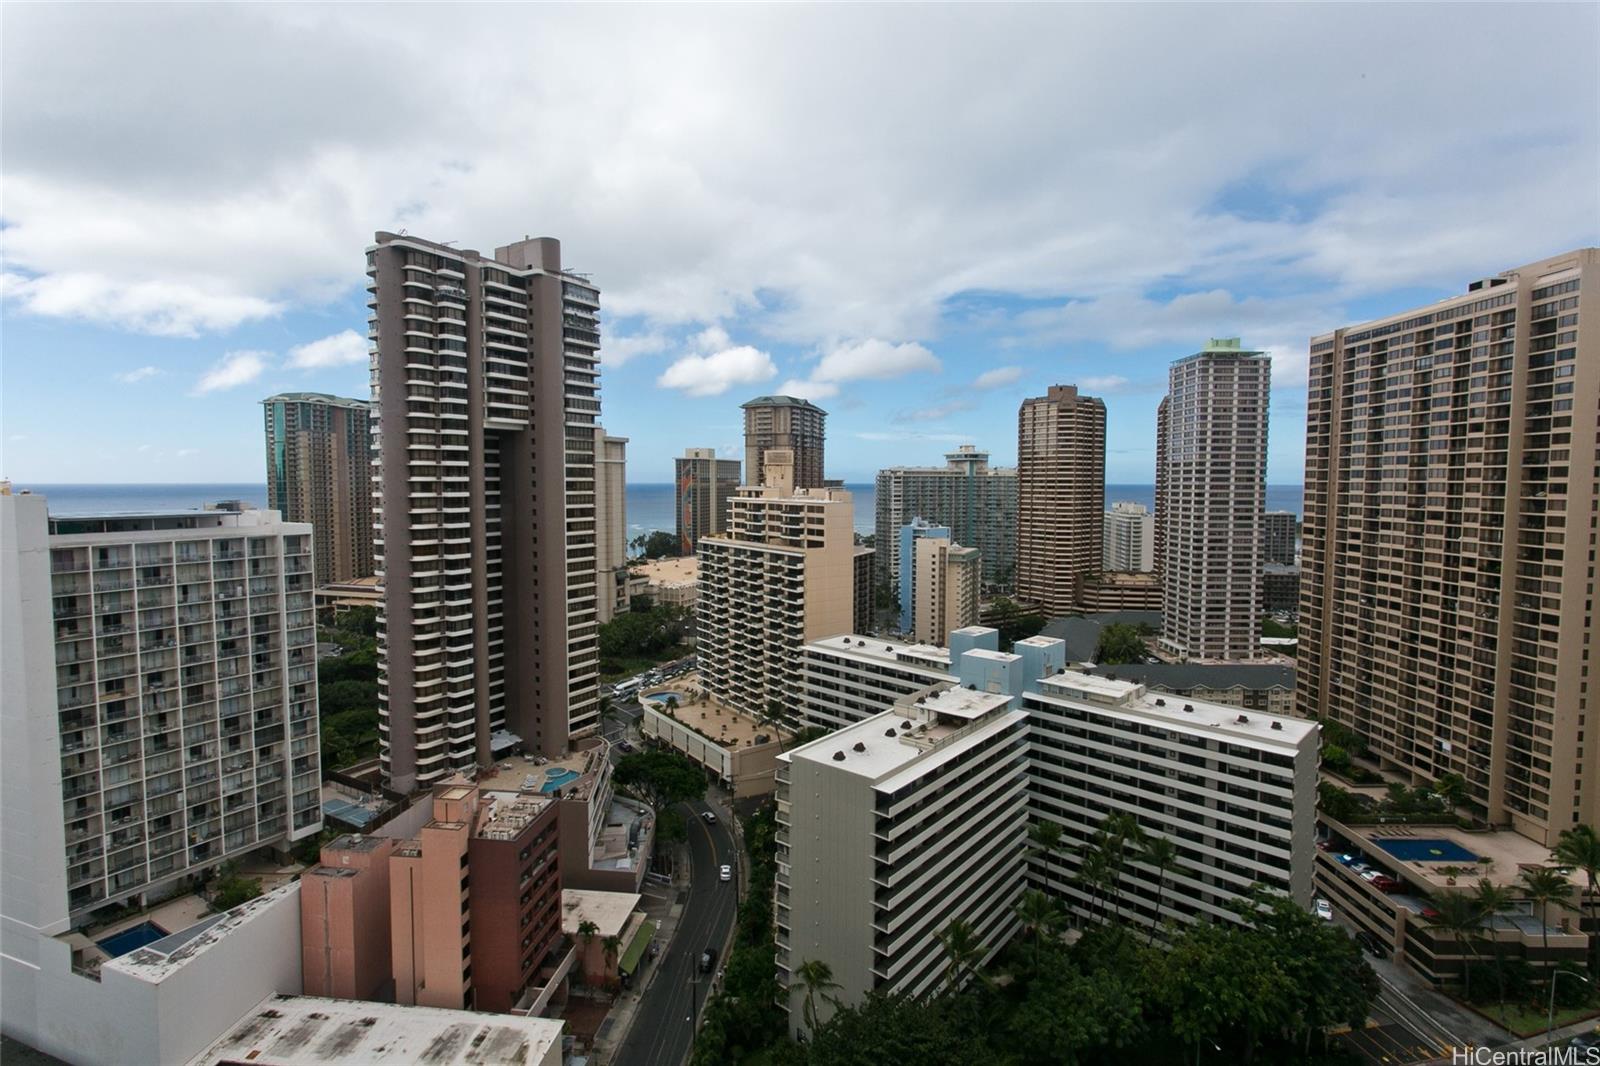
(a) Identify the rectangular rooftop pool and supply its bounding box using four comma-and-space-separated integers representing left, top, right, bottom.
97, 920, 169, 958
1373, 837, 1478, 864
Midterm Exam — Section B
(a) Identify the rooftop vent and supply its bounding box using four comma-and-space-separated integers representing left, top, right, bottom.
1270, 721, 1283, 731
1236, 715, 1249, 724
1154, 698, 1165, 707
885, 645, 893, 652
885, 729, 897, 737
1184, 704, 1194, 713
900, 720, 913, 730
853, 741, 867, 753
833, 751, 846, 761
967, 683, 977, 690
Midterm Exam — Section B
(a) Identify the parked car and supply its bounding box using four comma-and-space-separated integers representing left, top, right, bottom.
719, 864, 732, 882
700, 946, 718, 973
1314, 898, 1333, 921
701, 811, 718, 824
617, 741, 634, 753
1369, 875, 1401, 892
1569, 1030, 1600, 1051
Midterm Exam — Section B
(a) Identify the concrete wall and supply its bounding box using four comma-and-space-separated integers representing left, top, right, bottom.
3, 883, 302, 1066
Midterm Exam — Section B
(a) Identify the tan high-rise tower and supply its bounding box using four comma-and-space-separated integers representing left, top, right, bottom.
1157, 340, 1270, 662
742, 395, 826, 490
675, 447, 741, 554
263, 392, 374, 585
1298, 249, 1600, 846
1016, 385, 1106, 616
368, 231, 602, 792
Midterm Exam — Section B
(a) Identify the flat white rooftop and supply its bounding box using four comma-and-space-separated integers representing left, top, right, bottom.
805, 634, 951, 669
913, 685, 1013, 720
786, 682, 1013, 780
1034, 670, 1316, 746
107, 884, 297, 983
561, 888, 641, 938
187, 994, 565, 1065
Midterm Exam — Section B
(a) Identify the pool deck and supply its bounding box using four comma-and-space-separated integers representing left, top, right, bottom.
1346, 822, 1564, 891
640, 673, 792, 750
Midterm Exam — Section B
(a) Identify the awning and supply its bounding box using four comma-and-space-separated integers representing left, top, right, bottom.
617, 918, 657, 975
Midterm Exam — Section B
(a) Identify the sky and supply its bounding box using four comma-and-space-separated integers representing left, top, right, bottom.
2, 4, 1597, 486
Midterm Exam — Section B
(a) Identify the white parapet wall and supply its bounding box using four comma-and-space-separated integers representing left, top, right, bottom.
1, 882, 304, 1066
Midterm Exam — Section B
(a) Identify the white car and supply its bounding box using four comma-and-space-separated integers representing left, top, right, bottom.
1314, 898, 1334, 921
719, 864, 732, 882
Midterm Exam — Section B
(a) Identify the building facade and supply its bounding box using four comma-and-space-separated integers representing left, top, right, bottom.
696, 451, 858, 722
776, 682, 1030, 1036
594, 428, 629, 625
742, 395, 826, 490
1262, 511, 1297, 566
874, 445, 1017, 589
1103, 501, 1155, 573
896, 518, 949, 633
367, 231, 602, 792
1017, 385, 1106, 617
799, 634, 953, 733
1297, 248, 1600, 846
262, 393, 374, 586
674, 448, 742, 554
1074, 571, 1163, 613
1025, 671, 1317, 931
0, 494, 323, 933
1158, 340, 1270, 661
1154, 396, 1169, 577
910, 536, 980, 645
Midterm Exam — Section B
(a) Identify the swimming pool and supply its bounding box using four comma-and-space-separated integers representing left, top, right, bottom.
539, 767, 581, 793
1374, 838, 1478, 863
97, 920, 169, 958
642, 691, 689, 708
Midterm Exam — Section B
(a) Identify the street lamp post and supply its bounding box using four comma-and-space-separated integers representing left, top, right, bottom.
1549, 969, 1590, 1043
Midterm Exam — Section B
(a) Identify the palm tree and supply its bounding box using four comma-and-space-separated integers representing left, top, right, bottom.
1075, 844, 1113, 925
1520, 866, 1573, 973
939, 918, 984, 991
1027, 819, 1064, 866
1428, 892, 1487, 999
601, 934, 621, 986
1474, 879, 1515, 1004
1138, 835, 1185, 944
795, 958, 842, 1032
1015, 889, 1063, 970
1098, 813, 1145, 921
1555, 825, 1600, 975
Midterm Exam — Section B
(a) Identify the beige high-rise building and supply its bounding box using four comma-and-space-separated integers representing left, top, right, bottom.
674, 447, 741, 554
1103, 501, 1155, 572
910, 536, 980, 644
1158, 340, 1270, 662
742, 395, 826, 490
368, 231, 602, 792
1016, 385, 1106, 616
1262, 511, 1297, 566
595, 428, 628, 625
263, 392, 374, 586
1154, 396, 1169, 578
1299, 248, 1600, 846
697, 450, 858, 721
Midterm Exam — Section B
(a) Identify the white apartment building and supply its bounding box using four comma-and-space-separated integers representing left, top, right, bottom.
594, 428, 629, 625
1024, 671, 1317, 930
798, 634, 952, 732
0, 493, 323, 935
775, 682, 1029, 1036
697, 450, 858, 722
1102, 501, 1154, 573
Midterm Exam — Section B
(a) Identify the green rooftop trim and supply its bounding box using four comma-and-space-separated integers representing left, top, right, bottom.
618, 917, 657, 974
740, 394, 826, 411
261, 392, 371, 408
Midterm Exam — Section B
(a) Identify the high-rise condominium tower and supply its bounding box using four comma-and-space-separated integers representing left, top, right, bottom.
1154, 396, 1169, 577
1016, 385, 1106, 616
1103, 501, 1155, 572
594, 428, 628, 624
675, 447, 741, 554
1299, 249, 1600, 845
262, 392, 374, 585
367, 231, 601, 792
1158, 340, 1270, 661
742, 395, 826, 490
0, 493, 322, 933
1261, 511, 1297, 566
874, 445, 1017, 590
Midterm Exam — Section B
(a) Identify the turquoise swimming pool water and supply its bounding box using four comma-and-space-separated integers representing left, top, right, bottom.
539, 768, 581, 793
1374, 838, 1478, 863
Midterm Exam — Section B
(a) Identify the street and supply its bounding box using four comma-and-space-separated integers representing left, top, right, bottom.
612, 796, 739, 1066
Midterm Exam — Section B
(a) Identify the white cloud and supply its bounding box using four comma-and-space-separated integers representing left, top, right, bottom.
1080, 375, 1132, 393
286, 328, 366, 369
192, 350, 269, 394
657, 345, 776, 397
175, 448, 198, 457
605, 331, 670, 367
972, 366, 1023, 390
2, 270, 280, 337
813, 339, 939, 383
894, 398, 973, 423
115, 365, 162, 383
776, 377, 838, 401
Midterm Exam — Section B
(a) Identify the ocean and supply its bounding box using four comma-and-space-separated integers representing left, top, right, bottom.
16, 482, 1305, 540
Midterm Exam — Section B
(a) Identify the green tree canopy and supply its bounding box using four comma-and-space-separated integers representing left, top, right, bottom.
1093, 622, 1148, 665
613, 750, 706, 810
